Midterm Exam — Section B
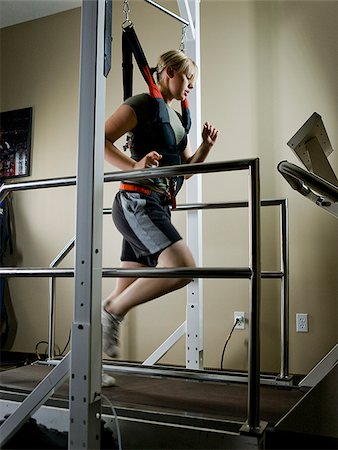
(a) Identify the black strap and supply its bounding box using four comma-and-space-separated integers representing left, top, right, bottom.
122, 24, 159, 97
122, 22, 192, 134
122, 30, 133, 101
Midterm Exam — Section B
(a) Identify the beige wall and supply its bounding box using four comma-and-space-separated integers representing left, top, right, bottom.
1, 1, 337, 375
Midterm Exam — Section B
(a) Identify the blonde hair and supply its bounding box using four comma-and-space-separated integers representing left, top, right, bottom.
155, 50, 198, 86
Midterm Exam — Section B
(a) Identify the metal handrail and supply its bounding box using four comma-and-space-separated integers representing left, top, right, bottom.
0, 158, 263, 431
1, 197, 289, 378
110, 197, 289, 379
278, 160, 338, 202
0, 267, 252, 278
0, 175, 77, 202
0, 159, 255, 202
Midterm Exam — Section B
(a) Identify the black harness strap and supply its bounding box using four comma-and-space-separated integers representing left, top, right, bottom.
122, 24, 163, 99
122, 23, 191, 135
122, 28, 133, 102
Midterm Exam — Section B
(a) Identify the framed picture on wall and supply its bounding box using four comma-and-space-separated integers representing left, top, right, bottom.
0, 107, 33, 181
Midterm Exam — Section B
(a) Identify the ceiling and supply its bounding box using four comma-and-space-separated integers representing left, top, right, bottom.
0, 0, 81, 29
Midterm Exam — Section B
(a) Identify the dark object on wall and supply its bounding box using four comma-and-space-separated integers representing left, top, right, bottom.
0, 107, 33, 180
0, 197, 13, 346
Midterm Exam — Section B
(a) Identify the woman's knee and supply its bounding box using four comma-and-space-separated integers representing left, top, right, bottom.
158, 241, 195, 287
176, 275, 193, 289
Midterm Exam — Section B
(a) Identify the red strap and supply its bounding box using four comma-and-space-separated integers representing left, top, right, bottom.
169, 179, 177, 209
143, 66, 162, 99
120, 183, 152, 196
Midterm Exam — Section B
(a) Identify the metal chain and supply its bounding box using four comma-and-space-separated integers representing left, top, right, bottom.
123, 0, 130, 24
179, 24, 188, 52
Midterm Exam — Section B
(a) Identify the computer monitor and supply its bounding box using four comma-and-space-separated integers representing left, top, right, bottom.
287, 112, 338, 186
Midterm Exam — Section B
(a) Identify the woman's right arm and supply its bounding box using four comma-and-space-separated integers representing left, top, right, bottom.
105, 104, 138, 170
105, 103, 162, 170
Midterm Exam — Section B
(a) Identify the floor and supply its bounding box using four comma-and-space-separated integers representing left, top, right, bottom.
2, 362, 335, 449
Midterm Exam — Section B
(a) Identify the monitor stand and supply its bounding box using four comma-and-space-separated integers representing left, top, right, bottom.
305, 136, 338, 186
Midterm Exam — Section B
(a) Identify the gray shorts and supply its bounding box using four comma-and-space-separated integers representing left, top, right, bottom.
112, 190, 182, 267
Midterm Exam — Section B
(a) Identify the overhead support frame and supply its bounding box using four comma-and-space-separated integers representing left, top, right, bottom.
68, 0, 108, 447
0, 1, 110, 448
176, 0, 204, 370
144, 0, 190, 27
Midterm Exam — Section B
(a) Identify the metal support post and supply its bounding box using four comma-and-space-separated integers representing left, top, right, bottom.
178, 0, 203, 370
241, 159, 266, 435
247, 158, 261, 430
143, 322, 186, 365
68, 0, 108, 448
279, 199, 290, 379
299, 343, 338, 388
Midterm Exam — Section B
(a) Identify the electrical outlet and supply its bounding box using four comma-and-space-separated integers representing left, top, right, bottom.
234, 312, 245, 330
296, 313, 308, 332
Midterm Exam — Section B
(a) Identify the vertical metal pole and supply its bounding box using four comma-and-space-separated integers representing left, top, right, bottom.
279, 199, 290, 379
47, 277, 56, 359
244, 159, 261, 432
48, 239, 76, 360
178, 0, 203, 370
68, 0, 107, 448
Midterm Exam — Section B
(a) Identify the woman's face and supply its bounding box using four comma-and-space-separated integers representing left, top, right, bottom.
169, 68, 194, 101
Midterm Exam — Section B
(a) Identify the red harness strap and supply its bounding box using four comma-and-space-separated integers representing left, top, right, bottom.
169, 179, 177, 209
120, 182, 176, 208
120, 183, 152, 196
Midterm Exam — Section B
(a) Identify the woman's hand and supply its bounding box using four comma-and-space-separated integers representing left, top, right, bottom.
202, 122, 219, 147
134, 151, 162, 169
182, 121, 220, 168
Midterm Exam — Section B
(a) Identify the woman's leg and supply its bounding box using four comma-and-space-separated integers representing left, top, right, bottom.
102, 240, 194, 357
105, 239, 195, 318
102, 261, 146, 358
103, 261, 148, 308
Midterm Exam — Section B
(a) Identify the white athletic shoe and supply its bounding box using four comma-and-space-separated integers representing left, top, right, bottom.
102, 372, 116, 387
102, 309, 121, 358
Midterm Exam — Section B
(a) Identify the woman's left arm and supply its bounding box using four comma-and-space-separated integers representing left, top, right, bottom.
182, 122, 219, 165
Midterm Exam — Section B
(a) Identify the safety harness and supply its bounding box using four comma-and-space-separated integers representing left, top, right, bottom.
122, 23, 191, 205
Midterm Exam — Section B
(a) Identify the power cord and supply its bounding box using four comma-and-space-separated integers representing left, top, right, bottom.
56, 329, 71, 357
101, 393, 122, 450
35, 341, 52, 360
35, 329, 71, 360
220, 318, 240, 371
